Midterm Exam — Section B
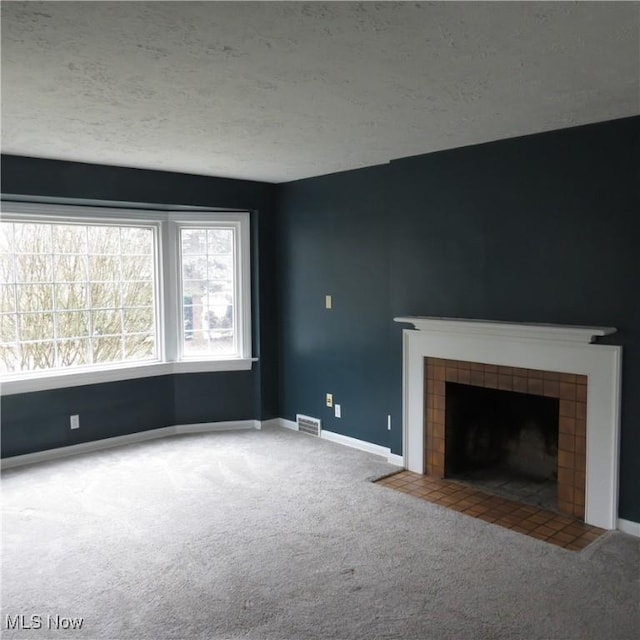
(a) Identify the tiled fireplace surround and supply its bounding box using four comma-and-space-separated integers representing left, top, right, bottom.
424, 358, 587, 519
396, 317, 622, 530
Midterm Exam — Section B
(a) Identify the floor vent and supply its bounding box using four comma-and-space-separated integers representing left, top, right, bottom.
296, 414, 322, 437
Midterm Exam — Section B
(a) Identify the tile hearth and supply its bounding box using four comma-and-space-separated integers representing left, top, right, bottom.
376, 470, 606, 550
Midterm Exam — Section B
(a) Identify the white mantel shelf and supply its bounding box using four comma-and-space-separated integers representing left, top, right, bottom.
394, 317, 616, 344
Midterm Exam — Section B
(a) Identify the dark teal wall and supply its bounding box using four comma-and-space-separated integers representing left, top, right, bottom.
276, 117, 640, 522
173, 371, 256, 425
0, 156, 278, 457
1, 377, 174, 457
277, 165, 395, 447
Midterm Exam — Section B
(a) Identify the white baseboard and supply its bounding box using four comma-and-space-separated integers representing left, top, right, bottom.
174, 420, 260, 434
278, 418, 299, 431
618, 518, 640, 537
260, 418, 284, 430
387, 453, 404, 467
270, 417, 404, 466
1, 419, 260, 470
321, 429, 404, 466
321, 429, 389, 456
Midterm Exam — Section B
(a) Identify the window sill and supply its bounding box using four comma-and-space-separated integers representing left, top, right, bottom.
0, 358, 257, 396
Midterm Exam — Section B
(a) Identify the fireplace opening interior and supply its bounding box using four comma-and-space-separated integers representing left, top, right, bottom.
445, 382, 559, 510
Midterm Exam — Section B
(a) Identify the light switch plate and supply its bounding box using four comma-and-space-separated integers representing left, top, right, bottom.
325, 295, 332, 309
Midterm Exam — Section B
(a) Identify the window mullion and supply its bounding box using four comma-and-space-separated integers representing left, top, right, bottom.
86, 225, 95, 366
162, 220, 179, 363
51, 225, 60, 368
233, 226, 240, 356
119, 226, 125, 362
10, 223, 22, 370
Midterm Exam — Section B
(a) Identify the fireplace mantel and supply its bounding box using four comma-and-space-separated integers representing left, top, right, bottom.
394, 316, 616, 344
394, 316, 622, 529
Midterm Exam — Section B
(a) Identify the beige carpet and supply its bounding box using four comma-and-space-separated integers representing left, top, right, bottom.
1, 426, 638, 639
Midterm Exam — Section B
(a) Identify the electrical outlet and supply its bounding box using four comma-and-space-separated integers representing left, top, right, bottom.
387, 414, 392, 431
335, 404, 341, 418
325, 295, 332, 309
326, 393, 333, 408
70, 414, 80, 430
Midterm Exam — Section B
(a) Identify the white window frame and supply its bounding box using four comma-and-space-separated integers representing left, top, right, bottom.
0, 203, 254, 395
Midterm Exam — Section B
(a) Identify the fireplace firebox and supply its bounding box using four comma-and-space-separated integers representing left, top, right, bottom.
445, 382, 559, 509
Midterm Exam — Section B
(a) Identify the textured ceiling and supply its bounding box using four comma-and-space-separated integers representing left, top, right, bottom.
1, 1, 638, 183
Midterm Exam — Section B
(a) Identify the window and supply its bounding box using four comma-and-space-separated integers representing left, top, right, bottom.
173, 214, 251, 363
0, 203, 252, 393
180, 226, 236, 357
1, 220, 158, 374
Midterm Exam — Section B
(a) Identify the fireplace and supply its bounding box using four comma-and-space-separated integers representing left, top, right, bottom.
425, 358, 586, 518
395, 317, 621, 529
